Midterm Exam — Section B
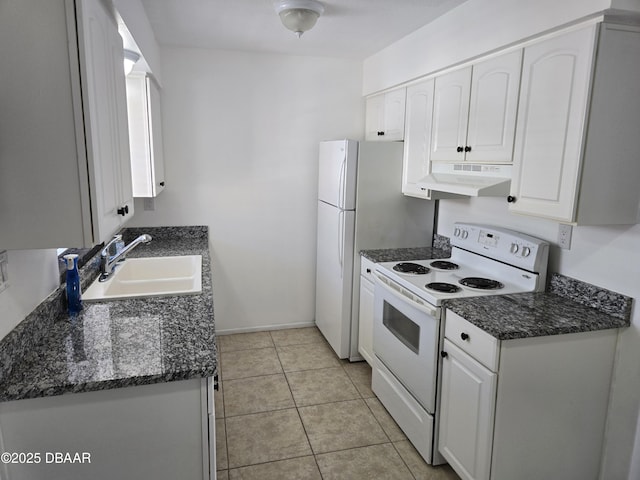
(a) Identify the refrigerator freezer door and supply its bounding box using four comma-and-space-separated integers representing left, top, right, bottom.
318, 140, 358, 210
315, 200, 356, 358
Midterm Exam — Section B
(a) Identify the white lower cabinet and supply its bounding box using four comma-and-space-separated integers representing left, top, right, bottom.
439, 310, 618, 480
357, 256, 376, 364
0, 378, 216, 480
439, 339, 496, 480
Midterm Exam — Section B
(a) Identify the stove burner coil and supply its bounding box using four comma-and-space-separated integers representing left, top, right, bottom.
459, 277, 504, 290
425, 282, 461, 293
392, 262, 430, 275
430, 260, 459, 270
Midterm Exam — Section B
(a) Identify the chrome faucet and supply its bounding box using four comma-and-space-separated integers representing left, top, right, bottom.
99, 234, 152, 281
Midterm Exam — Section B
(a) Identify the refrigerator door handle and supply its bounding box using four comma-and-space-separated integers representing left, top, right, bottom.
338, 210, 344, 277
338, 154, 346, 209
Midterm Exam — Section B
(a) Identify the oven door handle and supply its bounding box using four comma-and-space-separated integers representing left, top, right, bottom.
375, 273, 439, 318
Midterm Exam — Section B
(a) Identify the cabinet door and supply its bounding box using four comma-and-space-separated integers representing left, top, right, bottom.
78, 0, 133, 243
127, 74, 166, 197
147, 77, 166, 196
357, 276, 375, 365
439, 339, 496, 480
466, 50, 522, 163
402, 79, 434, 198
509, 26, 597, 222
431, 67, 471, 161
365, 95, 385, 140
383, 88, 406, 141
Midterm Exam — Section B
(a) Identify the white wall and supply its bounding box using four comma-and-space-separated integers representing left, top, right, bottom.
128, 48, 364, 333
362, 0, 613, 94
0, 249, 60, 340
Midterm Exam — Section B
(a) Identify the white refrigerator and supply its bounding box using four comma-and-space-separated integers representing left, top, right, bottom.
315, 139, 435, 360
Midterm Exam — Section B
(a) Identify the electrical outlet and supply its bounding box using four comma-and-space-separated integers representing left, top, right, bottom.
558, 223, 573, 250
0, 250, 8, 294
143, 198, 155, 211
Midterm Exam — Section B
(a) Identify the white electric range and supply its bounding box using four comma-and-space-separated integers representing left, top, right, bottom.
371, 223, 549, 465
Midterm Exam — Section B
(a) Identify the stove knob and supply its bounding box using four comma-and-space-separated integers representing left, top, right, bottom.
521, 246, 531, 257
461, 230, 468, 239
454, 227, 461, 237
510, 243, 519, 254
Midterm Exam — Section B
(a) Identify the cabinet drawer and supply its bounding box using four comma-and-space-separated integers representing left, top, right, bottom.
360, 256, 376, 282
445, 310, 499, 371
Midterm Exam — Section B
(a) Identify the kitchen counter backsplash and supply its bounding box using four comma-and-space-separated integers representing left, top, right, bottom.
432, 233, 451, 253
0, 226, 217, 401
361, 233, 452, 264
548, 273, 633, 320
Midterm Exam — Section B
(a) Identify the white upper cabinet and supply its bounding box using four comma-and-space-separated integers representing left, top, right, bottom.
365, 88, 406, 141
402, 79, 435, 198
126, 73, 166, 198
79, 0, 134, 241
431, 51, 522, 163
431, 67, 472, 161
0, 0, 133, 249
509, 23, 640, 224
402, 79, 459, 200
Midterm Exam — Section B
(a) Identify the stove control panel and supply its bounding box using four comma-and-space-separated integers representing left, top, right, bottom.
451, 223, 549, 273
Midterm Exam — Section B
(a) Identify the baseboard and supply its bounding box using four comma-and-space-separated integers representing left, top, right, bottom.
216, 321, 317, 335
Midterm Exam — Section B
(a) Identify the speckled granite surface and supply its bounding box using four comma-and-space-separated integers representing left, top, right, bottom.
0, 226, 217, 402
360, 233, 452, 263
548, 273, 633, 320
444, 273, 632, 340
360, 246, 450, 263
432, 234, 451, 253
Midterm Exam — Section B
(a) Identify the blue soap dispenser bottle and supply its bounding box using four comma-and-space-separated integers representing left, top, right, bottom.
64, 254, 82, 315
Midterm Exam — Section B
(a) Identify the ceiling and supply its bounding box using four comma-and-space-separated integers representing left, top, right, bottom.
140, 0, 469, 59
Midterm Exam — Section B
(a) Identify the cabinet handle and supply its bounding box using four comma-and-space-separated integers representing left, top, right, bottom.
377, 131, 385, 136
456, 146, 463, 153
507, 195, 516, 203
117, 205, 129, 216
461, 332, 469, 341
159, 182, 165, 187
441, 351, 448, 359
464, 146, 471, 152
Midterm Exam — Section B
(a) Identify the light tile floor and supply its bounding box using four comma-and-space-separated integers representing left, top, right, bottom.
215, 327, 461, 480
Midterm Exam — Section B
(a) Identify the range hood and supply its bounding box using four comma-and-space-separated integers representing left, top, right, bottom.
417, 163, 512, 197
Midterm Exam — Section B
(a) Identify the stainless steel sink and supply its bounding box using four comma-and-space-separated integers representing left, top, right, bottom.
83, 255, 202, 301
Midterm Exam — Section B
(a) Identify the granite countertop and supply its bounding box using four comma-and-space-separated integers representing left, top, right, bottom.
444, 273, 632, 340
0, 226, 217, 403
361, 247, 450, 263
360, 234, 452, 263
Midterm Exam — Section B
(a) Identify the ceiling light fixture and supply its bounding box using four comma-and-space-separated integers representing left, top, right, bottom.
274, 0, 324, 38
123, 49, 141, 75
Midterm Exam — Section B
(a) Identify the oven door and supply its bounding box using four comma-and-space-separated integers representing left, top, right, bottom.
373, 273, 441, 413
